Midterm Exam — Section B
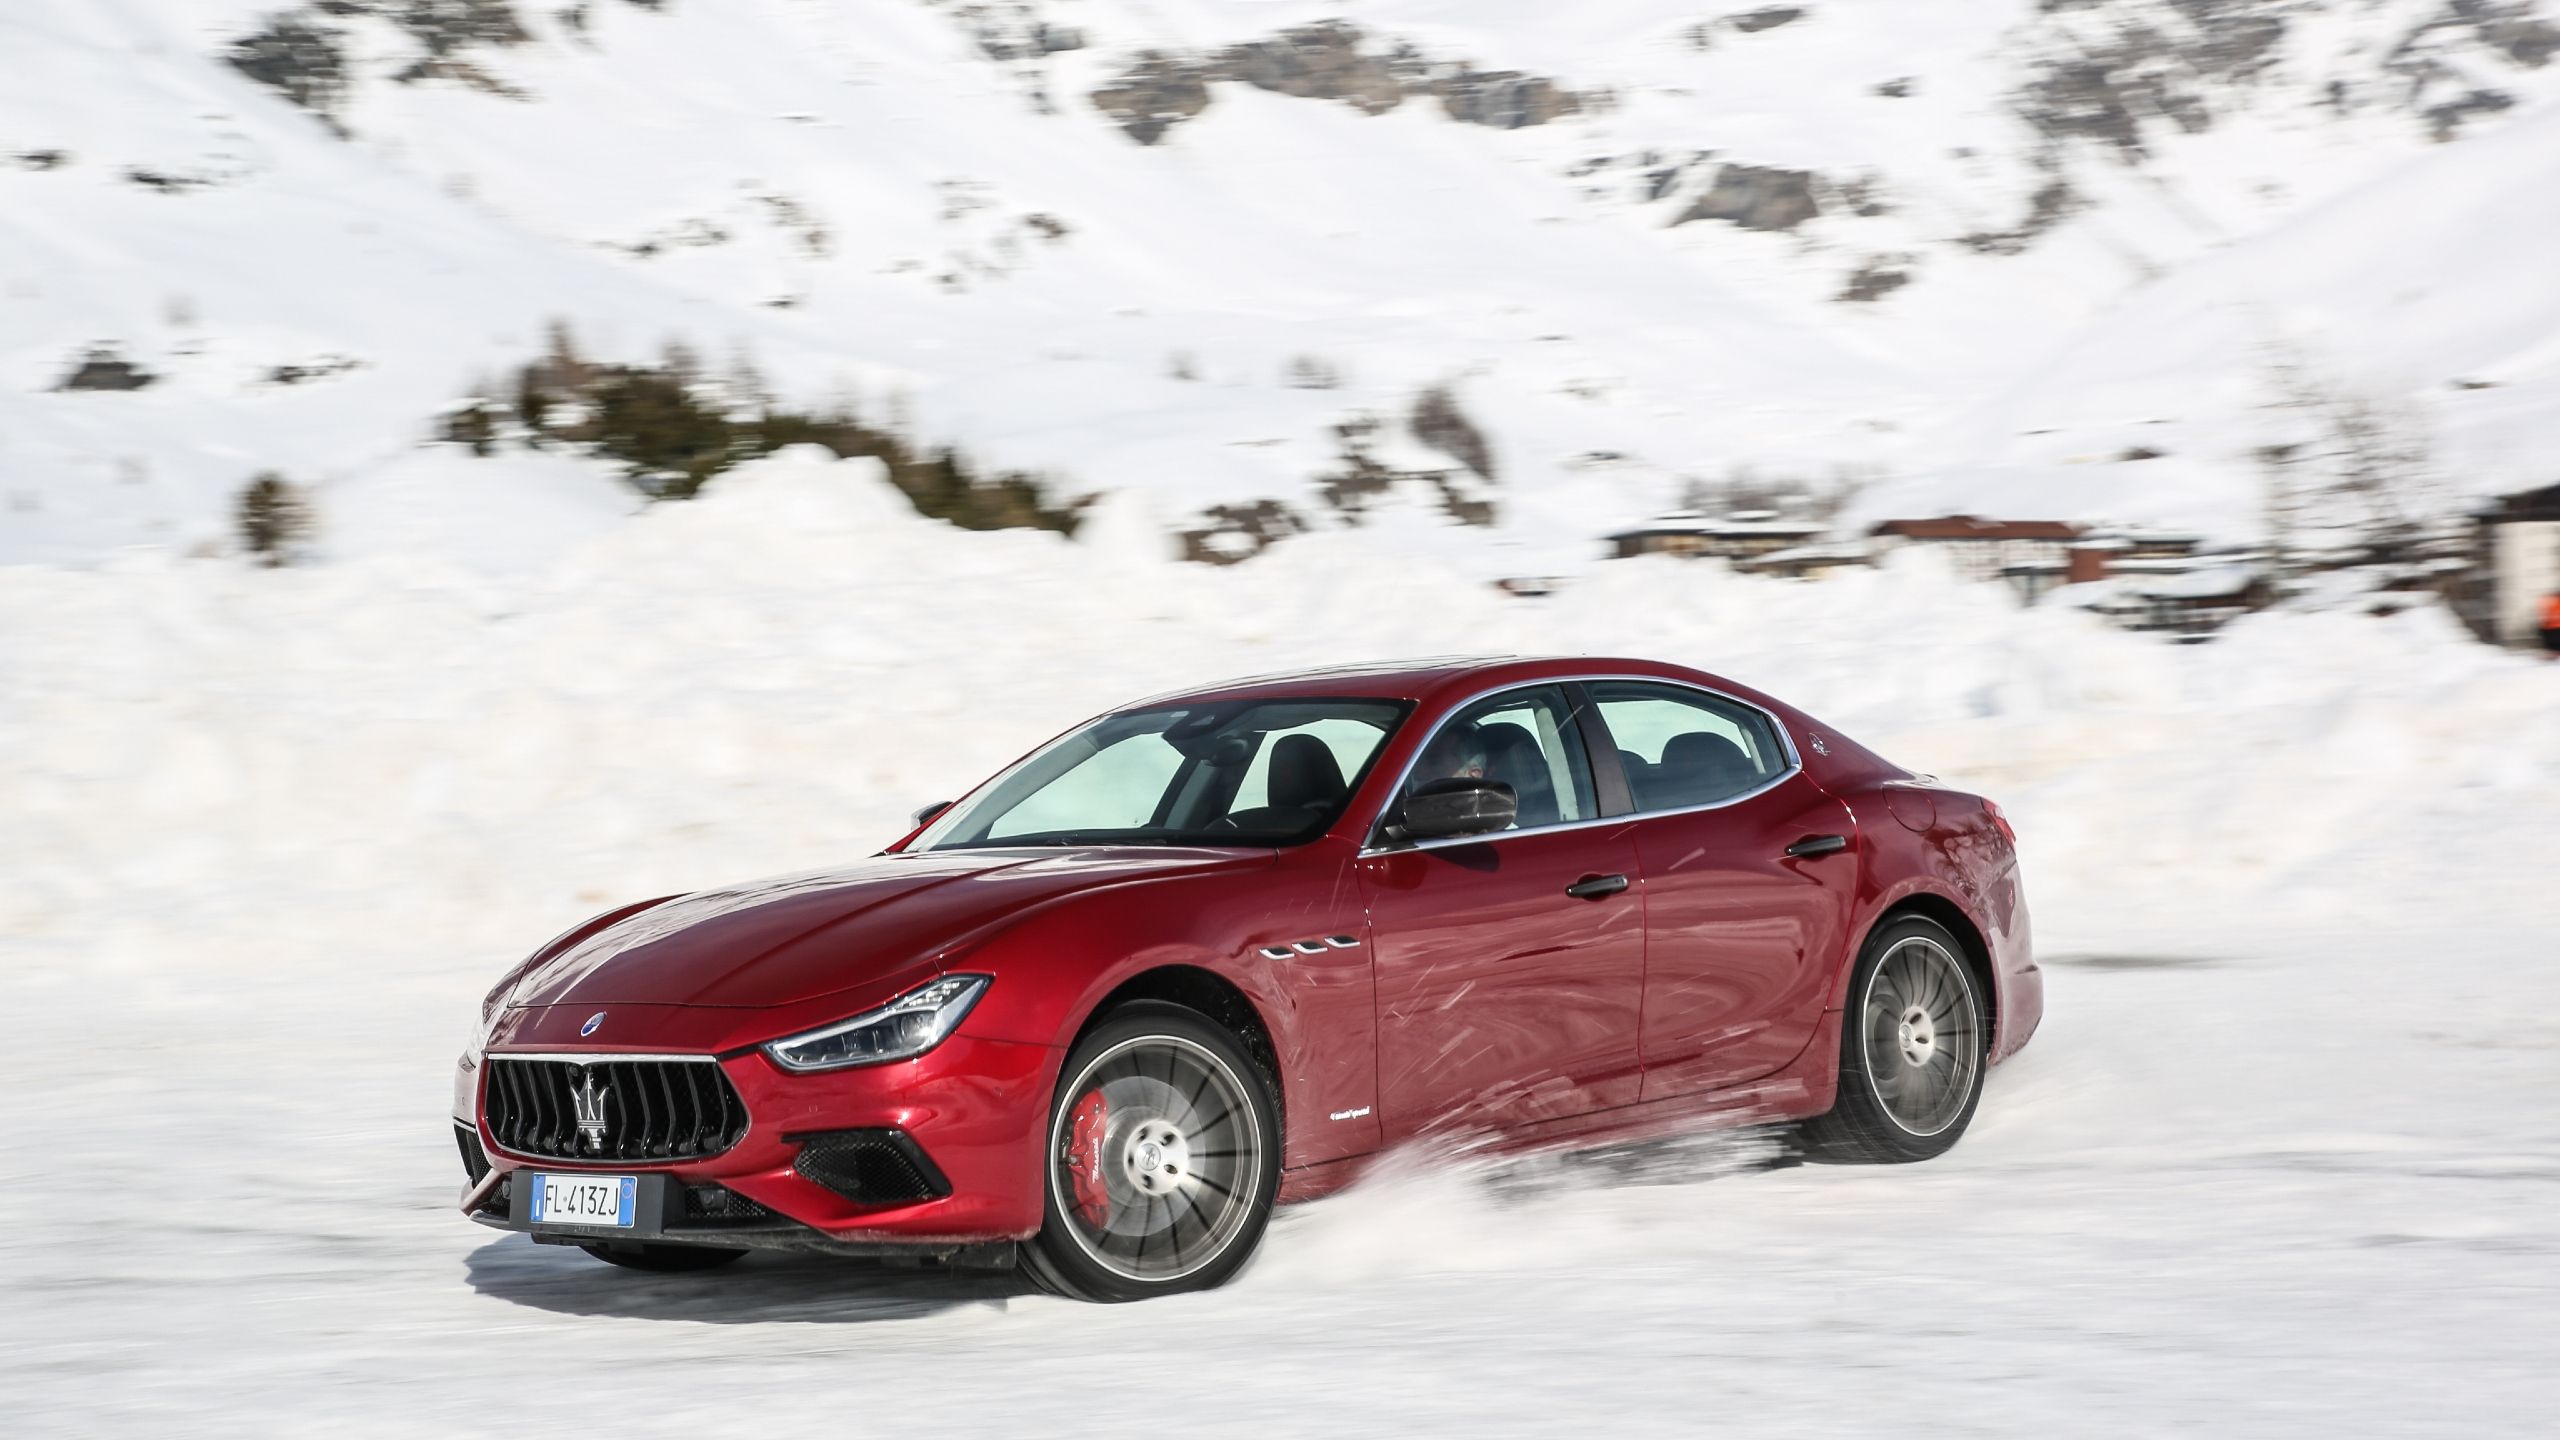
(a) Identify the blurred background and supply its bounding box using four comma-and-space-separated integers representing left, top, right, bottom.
4, 1, 2558, 1434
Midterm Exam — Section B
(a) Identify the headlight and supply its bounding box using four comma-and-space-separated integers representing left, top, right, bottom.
763, 975, 991, 1072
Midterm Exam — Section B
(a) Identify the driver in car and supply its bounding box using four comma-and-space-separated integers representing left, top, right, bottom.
1416, 723, 1489, 787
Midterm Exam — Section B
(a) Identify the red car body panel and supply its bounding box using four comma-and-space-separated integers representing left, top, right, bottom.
1627, 772, 1860, 1100
1359, 824, 1647, 1140
456, 656, 2041, 1249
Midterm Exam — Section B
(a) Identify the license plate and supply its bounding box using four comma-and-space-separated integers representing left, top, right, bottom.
527, 1173, 638, 1228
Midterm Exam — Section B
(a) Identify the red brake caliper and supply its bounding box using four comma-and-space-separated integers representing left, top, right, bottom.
1065, 1089, 1112, 1228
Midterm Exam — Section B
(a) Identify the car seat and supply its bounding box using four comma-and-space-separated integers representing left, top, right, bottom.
1654, 731, 1757, 809
1476, 721, 1561, 827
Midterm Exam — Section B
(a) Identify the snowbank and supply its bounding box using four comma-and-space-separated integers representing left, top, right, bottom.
4, 446, 2554, 974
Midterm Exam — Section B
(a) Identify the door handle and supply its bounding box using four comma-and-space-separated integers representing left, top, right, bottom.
1565, 873, 1630, 900
1785, 834, 1849, 859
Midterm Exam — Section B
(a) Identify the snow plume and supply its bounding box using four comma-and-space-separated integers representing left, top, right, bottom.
1255, 1127, 1789, 1288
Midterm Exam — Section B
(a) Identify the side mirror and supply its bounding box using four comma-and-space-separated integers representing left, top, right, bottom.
911, 800, 955, 827
1400, 778, 1517, 841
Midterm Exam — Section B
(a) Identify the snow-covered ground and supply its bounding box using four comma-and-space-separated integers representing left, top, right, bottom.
6, 452, 2558, 1435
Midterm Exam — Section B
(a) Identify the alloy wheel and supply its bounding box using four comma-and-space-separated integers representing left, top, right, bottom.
1858, 935, 1982, 1138
1051, 1034, 1267, 1283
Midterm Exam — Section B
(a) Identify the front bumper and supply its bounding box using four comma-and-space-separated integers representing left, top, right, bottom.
454, 1033, 1059, 1249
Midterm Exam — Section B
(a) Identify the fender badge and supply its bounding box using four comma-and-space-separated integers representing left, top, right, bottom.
580, 1011, 607, 1037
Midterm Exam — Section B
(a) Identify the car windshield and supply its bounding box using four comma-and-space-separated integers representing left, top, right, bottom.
912, 698, 1410, 850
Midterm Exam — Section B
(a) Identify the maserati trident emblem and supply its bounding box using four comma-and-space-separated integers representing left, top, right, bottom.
580, 1010, 606, 1037
569, 1068, 612, 1153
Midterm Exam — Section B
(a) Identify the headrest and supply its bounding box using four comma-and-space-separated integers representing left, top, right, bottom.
1662, 730, 1753, 788
1268, 732, 1349, 811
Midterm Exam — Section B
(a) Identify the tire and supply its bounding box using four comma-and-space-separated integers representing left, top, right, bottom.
1020, 1000, 1281, 1303
578, 1240, 749, 1273
1801, 915, 1988, 1164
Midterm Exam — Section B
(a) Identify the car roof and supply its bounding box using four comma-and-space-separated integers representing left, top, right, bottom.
1130, 655, 1711, 708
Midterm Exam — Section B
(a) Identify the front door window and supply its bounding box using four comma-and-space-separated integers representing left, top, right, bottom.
1398, 686, 1599, 832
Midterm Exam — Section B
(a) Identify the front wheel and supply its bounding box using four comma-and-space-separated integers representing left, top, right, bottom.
1801, 916, 1987, 1164
1021, 1001, 1280, 1302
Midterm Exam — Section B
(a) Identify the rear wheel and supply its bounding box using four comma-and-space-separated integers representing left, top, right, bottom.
1021, 1001, 1279, 1302
1802, 916, 1987, 1164
578, 1240, 748, 1272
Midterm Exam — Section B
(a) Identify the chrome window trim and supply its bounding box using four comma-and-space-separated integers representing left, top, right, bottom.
1355, 673, 1805, 857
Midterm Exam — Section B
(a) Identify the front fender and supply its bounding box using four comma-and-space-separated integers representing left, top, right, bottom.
958, 847, 1379, 1169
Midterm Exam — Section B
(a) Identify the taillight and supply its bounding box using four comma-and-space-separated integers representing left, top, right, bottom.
1984, 799, 2017, 844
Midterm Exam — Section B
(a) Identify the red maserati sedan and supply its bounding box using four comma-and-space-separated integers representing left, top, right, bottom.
453, 656, 2040, 1300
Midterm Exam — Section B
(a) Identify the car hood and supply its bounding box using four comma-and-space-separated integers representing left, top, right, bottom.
504, 847, 1270, 1011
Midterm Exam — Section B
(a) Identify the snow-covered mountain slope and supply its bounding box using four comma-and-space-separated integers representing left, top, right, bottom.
6, 1, 2559, 569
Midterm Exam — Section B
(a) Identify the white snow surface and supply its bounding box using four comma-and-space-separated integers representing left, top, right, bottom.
7, 0, 2560, 571
5, 450, 2560, 1434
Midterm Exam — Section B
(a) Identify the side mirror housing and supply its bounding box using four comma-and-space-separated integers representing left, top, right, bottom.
911, 800, 955, 827
1400, 778, 1517, 841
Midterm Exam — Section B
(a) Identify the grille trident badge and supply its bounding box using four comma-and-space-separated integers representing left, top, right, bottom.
570, 1068, 612, 1153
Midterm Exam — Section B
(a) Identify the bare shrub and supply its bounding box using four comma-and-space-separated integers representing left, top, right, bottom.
2256, 342, 2451, 573
237, 471, 313, 565
1411, 384, 1496, 480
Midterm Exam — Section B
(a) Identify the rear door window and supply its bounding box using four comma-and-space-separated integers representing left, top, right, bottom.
1589, 682, 1790, 813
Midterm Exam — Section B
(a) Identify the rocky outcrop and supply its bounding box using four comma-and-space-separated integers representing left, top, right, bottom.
1838, 256, 1915, 302
224, 2, 560, 128
1181, 500, 1305, 564
957, 3, 1086, 63
1090, 21, 1592, 145
1671, 164, 1821, 231
2386, 2, 2557, 137
1090, 52, 1213, 146
1431, 68, 1585, 129
1220, 21, 1419, 114
1958, 177, 2083, 255
2014, 2, 2288, 157
226, 13, 353, 130
1730, 7, 1808, 33
54, 347, 157, 392
2016, 1, 2557, 157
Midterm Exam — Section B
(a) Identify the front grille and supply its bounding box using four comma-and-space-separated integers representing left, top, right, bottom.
793, 1128, 951, 1206
483, 1056, 748, 1163
455, 1123, 491, 1185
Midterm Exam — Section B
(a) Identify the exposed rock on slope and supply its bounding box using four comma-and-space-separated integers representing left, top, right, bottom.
1091, 21, 1591, 145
